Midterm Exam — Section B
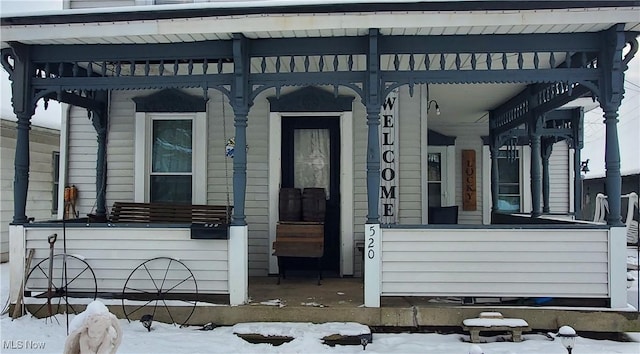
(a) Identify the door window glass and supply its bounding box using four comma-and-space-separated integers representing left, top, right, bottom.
428, 152, 442, 207
497, 150, 521, 212
294, 129, 330, 197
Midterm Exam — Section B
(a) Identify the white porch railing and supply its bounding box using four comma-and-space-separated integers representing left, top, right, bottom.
364, 224, 627, 309
9, 223, 248, 306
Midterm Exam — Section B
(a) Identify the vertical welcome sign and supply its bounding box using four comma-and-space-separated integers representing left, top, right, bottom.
379, 90, 399, 224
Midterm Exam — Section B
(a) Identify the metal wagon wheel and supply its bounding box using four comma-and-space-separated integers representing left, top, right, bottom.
121, 257, 198, 327
24, 254, 97, 318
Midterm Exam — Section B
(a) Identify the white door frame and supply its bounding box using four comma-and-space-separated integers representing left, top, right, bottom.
268, 112, 354, 276
421, 145, 456, 223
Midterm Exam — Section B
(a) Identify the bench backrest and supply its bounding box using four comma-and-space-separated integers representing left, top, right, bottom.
110, 202, 232, 224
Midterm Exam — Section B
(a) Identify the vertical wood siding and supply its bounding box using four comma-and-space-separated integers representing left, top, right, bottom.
1, 121, 59, 262
380, 227, 609, 297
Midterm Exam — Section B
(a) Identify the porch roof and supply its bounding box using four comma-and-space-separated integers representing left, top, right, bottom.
1, 1, 639, 48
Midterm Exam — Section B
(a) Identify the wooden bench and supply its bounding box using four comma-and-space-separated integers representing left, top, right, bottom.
110, 202, 232, 239
272, 221, 324, 285
462, 312, 530, 343
110, 202, 231, 223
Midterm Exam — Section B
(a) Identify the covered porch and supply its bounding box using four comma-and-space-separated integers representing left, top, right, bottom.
2, 1, 638, 323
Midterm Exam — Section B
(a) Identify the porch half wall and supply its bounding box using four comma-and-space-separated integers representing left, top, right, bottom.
367, 225, 627, 308
10, 225, 233, 301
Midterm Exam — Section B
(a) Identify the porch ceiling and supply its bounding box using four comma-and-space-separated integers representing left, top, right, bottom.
428, 83, 526, 125
1, 7, 639, 47
1, 4, 636, 125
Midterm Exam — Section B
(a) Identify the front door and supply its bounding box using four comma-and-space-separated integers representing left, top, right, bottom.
282, 117, 340, 273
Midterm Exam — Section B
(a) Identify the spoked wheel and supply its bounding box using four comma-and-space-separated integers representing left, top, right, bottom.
121, 257, 198, 327
24, 254, 97, 318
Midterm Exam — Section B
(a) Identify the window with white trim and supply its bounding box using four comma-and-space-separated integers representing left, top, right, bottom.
135, 112, 207, 204
150, 118, 193, 203
496, 149, 521, 212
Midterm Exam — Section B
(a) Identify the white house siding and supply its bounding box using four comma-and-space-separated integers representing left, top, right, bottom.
549, 141, 570, 213
105, 91, 137, 206
66, 106, 99, 217
380, 227, 610, 298
1, 120, 59, 262
244, 91, 271, 275
351, 91, 368, 277
397, 86, 425, 224
429, 122, 488, 225
23, 227, 229, 294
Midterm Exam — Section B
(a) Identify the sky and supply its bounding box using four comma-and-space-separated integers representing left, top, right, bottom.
0, 0, 638, 172
582, 42, 640, 177
0, 0, 63, 129
1, 261, 639, 354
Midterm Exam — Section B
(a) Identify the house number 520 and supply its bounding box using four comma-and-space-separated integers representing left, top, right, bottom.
367, 225, 376, 259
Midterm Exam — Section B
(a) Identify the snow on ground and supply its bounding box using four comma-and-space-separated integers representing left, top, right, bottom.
1, 263, 639, 354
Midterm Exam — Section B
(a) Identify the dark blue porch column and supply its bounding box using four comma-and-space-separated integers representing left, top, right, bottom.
232, 108, 248, 226
94, 115, 108, 219
573, 147, 583, 219
365, 29, 381, 224
7, 44, 35, 224
13, 113, 33, 224
489, 143, 500, 213
91, 91, 109, 219
541, 141, 553, 214
603, 107, 623, 226
231, 34, 249, 226
599, 24, 630, 226
572, 108, 585, 220
529, 119, 542, 217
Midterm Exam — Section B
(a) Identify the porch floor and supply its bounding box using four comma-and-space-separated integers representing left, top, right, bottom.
23, 274, 640, 333
185, 275, 639, 333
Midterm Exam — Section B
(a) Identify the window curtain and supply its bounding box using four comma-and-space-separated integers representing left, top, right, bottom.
294, 129, 330, 198
150, 120, 193, 203
152, 120, 192, 173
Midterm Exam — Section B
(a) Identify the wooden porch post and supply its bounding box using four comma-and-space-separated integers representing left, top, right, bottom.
231, 34, 250, 227
365, 29, 381, 224
5, 44, 35, 224
228, 34, 250, 305
599, 24, 631, 226
603, 107, 623, 226
572, 108, 585, 220
541, 140, 553, 214
489, 143, 500, 214
91, 91, 109, 219
529, 118, 543, 217
488, 112, 500, 217
363, 28, 382, 307
573, 146, 583, 219
13, 113, 33, 224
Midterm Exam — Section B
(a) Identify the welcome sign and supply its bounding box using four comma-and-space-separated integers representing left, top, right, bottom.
380, 90, 399, 224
